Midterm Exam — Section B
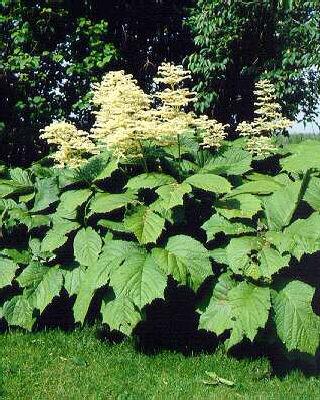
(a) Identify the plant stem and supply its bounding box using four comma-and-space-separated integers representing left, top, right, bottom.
177, 133, 181, 162
138, 140, 148, 173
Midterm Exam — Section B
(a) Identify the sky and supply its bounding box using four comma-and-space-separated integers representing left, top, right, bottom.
288, 104, 320, 135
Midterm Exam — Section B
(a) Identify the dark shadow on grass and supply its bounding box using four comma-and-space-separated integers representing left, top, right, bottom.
132, 279, 218, 356
228, 335, 320, 378
36, 290, 76, 332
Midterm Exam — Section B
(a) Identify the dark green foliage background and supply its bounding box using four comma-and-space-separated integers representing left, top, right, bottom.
186, 0, 320, 127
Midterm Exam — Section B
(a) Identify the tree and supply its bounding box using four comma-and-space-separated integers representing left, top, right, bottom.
0, 0, 117, 166
186, 0, 320, 130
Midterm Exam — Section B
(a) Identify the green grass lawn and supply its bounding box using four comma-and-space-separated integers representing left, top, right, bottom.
0, 329, 319, 400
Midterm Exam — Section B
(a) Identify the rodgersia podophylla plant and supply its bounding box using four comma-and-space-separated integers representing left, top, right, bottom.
237, 79, 293, 156
41, 63, 228, 166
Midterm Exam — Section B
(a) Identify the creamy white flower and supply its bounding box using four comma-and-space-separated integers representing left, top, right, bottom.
237, 80, 293, 156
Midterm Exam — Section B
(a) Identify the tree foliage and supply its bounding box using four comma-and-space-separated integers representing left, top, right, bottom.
186, 0, 320, 127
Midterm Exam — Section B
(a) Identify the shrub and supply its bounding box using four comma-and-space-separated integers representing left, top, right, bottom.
0, 64, 319, 360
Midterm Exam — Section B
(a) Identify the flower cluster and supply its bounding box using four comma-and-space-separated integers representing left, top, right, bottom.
153, 62, 227, 148
90, 71, 156, 159
41, 63, 228, 167
40, 121, 98, 168
237, 80, 292, 156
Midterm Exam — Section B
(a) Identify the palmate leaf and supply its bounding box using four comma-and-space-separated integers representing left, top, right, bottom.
73, 227, 102, 267
200, 147, 252, 176
272, 280, 320, 355
264, 180, 302, 231
215, 194, 262, 220
3, 296, 35, 331
110, 251, 167, 309
31, 177, 59, 212
281, 212, 320, 260
226, 237, 290, 279
93, 158, 118, 182
0, 178, 33, 198
75, 151, 111, 182
17, 263, 63, 313
209, 248, 228, 265
0, 257, 18, 289
185, 173, 231, 193
73, 240, 139, 323
89, 190, 137, 215
149, 198, 175, 223
101, 295, 141, 336
202, 214, 254, 241
125, 173, 176, 190
41, 219, 80, 253
199, 273, 237, 335
227, 283, 271, 349
304, 177, 320, 211
98, 219, 131, 233
200, 280, 271, 349
56, 189, 91, 219
10, 168, 32, 186
227, 177, 283, 197
124, 206, 165, 244
152, 235, 212, 291
62, 264, 87, 296
281, 140, 320, 173
0, 248, 30, 265
155, 182, 192, 210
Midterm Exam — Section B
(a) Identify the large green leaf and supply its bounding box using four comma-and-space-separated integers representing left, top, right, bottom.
152, 235, 212, 290
272, 281, 320, 355
41, 220, 80, 253
32, 177, 59, 212
185, 173, 231, 193
89, 190, 137, 215
56, 189, 91, 219
125, 173, 176, 190
281, 141, 320, 173
124, 206, 165, 244
0, 257, 18, 289
101, 295, 141, 336
110, 251, 167, 309
200, 147, 252, 176
304, 177, 320, 211
227, 177, 283, 197
202, 214, 254, 241
281, 212, 320, 260
155, 182, 192, 210
199, 273, 237, 335
0, 248, 30, 265
227, 282, 271, 349
17, 263, 63, 313
264, 180, 302, 230
93, 159, 118, 181
200, 280, 271, 348
3, 296, 35, 331
10, 168, 32, 186
226, 237, 290, 279
215, 194, 262, 219
73, 240, 138, 323
0, 178, 33, 198
62, 264, 87, 296
73, 227, 102, 267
